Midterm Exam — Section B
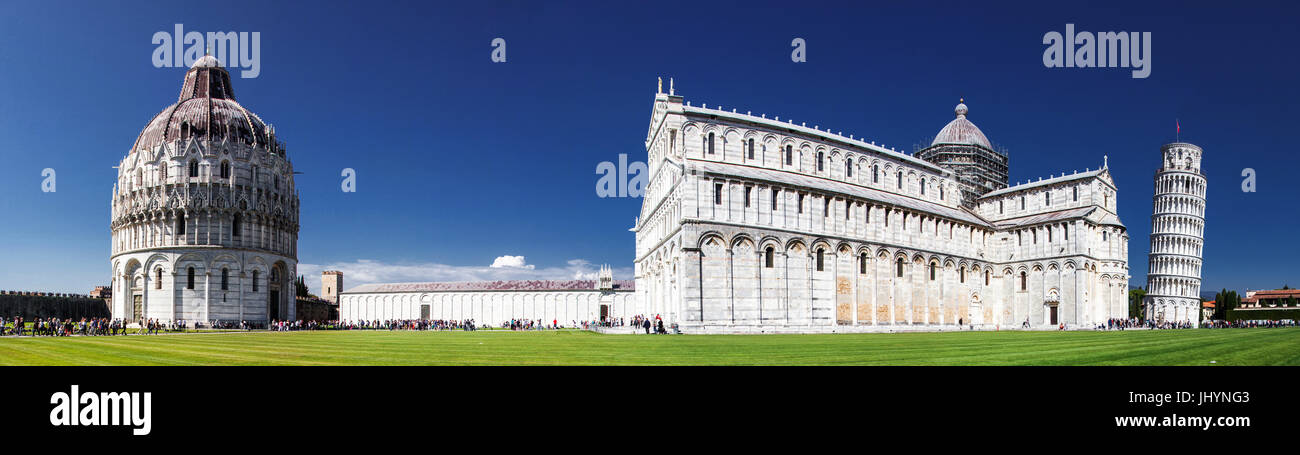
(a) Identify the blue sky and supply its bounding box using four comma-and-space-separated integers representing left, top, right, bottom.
0, 0, 1295, 295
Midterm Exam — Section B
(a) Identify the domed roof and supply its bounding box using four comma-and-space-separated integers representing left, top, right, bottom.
131, 55, 272, 152
930, 99, 992, 149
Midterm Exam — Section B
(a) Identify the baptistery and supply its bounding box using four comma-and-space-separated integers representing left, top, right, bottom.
110, 55, 299, 326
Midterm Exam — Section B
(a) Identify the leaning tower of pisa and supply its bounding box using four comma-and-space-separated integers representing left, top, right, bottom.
1143, 142, 1207, 326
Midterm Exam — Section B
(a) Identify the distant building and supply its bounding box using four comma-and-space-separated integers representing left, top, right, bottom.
89, 286, 112, 299
321, 271, 343, 304
338, 265, 638, 324
1202, 300, 1215, 321
1240, 290, 1300, 308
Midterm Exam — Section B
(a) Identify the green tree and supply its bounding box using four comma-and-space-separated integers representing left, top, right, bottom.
1212, 289, 1240, 320
1128, 288, 1146, 319
295, 275, 309, 298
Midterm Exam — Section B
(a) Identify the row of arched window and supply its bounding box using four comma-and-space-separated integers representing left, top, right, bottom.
765, 246, 995, 287
176, 266, 261, 292
697, 129, 947, 201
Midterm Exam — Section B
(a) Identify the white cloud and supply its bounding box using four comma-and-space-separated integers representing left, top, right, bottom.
297, 257, 631, 295
489, 255, 534, 269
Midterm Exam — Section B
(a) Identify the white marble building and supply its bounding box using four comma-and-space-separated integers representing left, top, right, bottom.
633, 82, 1130, 333
1142, 142, 1207, 326
109, 55, 300, 325
339, 267, 638, 325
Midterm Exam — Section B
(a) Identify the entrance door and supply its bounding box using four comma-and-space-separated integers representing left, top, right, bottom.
269, 290, 280, 321
1049, 305, 1058, 325
600, 304, 609, 321
133, 295, 142, 321
420, 304, 430, 320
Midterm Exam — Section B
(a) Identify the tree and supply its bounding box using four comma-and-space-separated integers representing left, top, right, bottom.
1128, 288, 1146, 319
1212, 289, 1240, 320
295, 275, 309, 298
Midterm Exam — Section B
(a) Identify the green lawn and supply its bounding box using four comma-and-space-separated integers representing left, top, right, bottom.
0, 328, 1297, 366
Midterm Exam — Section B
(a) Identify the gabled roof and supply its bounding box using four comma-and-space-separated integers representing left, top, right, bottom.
343, 280, 635, 294
980, 169, 1107, 199
990, 206, 1096, 229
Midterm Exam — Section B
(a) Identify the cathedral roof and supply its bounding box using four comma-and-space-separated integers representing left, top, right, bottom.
990, 206, 1096, 229
979, 168, 1107, 199
931, 100, 992, 149
130, 55, 273, 152
343, 279, 636, 294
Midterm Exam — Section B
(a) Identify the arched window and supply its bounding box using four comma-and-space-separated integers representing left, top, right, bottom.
764, 247, 774, 268
816, 152, 824, 172
896, 258, 904, 278
1020, 196, 1026, 210
220, 161, 230, 179
1064, 223, 1069, 241
232, 213, 241, 237
1045, 192, 1051, 206
845, 159, 853, 177
746, 138, 754, 159
1103, 231, 1109, 242
897, 171, 904, 189
1020, 272, 1027, 291
859, 253, 868, 274
816, 248, 825, 271
960, 267, 965, 283
929, 262, 936, 280
155, 268, 162, 289
221, 268, 229, 291
1073, 187, 1078, 201
940, 186, 944, 200
252, 270, 259, 292
920, 178, 926, 195
785, 145, 793, 165
707, 133, 715, 155
175, 212, 186, 236
872, 165, 879, 183
999, 200, 1004, 214
187, 267, 195, 290
985, 270, 990, 286
159, 165, 168, 183
188, 160, 199, 177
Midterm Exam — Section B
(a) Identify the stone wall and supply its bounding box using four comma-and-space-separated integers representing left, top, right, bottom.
0, 294, 110, 320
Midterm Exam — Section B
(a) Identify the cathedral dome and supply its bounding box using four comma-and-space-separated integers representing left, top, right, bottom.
130, 55, 272, 152
930, 100, 992, 149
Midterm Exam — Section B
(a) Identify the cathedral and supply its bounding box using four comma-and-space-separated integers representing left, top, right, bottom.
633, 82, 1131, 332
109, 55, 300, 326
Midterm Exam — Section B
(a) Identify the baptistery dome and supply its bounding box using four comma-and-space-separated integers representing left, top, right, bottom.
131, 56, 276, 153
109, 55, 300, 327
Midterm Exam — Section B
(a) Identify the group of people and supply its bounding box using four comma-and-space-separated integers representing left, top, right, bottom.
627, 314, 668, 334
503, 319, 568, 330
1, 317, 134, 336
1095, 318, 1300, 330
1203, 319, 1298, 329
327, 319, 480, 331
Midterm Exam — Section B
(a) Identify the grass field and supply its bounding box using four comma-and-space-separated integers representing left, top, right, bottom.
1, 328, 1298, 366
